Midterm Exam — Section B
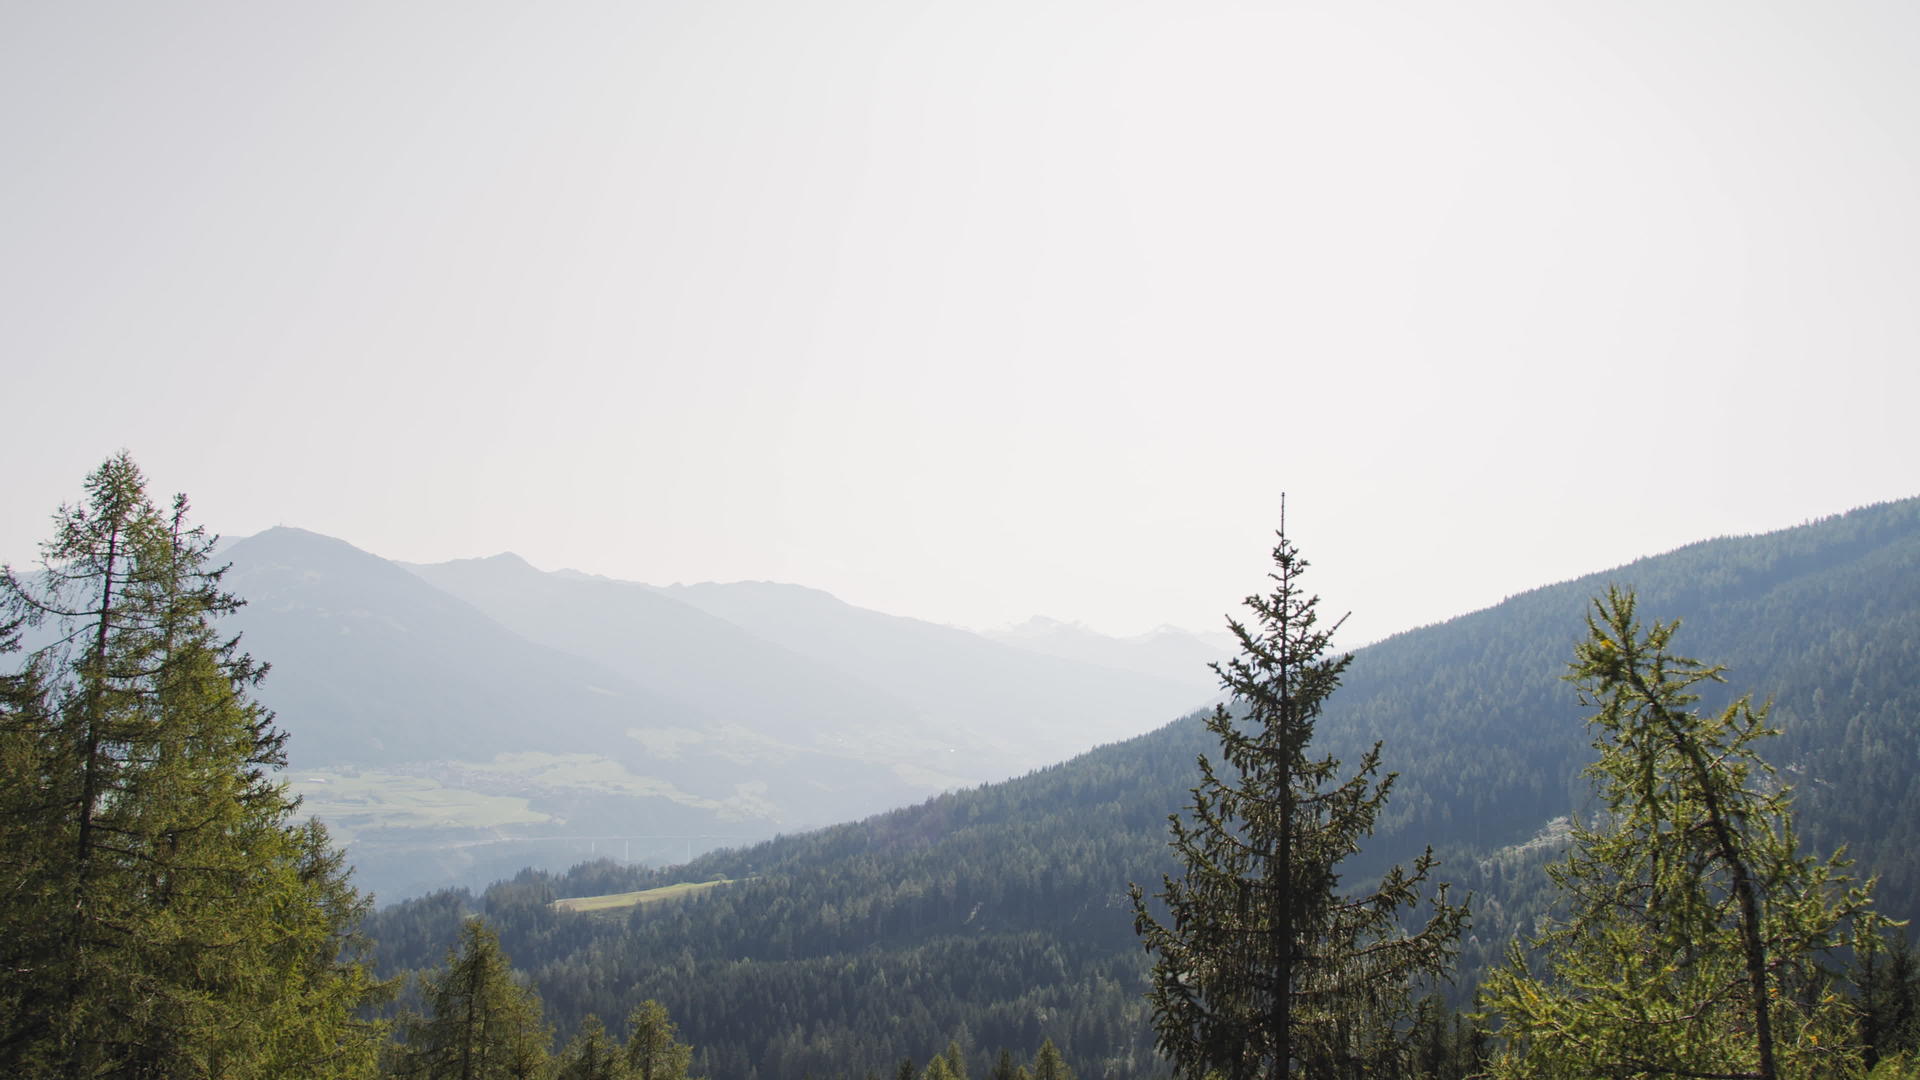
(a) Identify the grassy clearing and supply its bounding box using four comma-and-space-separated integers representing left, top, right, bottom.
552, 878, 731, 914
287, 771, 550, 842
462, 751, 732, 809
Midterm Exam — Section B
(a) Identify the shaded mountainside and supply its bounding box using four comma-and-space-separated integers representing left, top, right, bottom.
362, 497, 1920, 1080
224, 528, 697, 769
221, 527, 1213, 901
223, 528, 893, 898
652, 579, 1213, 763
404, 556, 928, 753
981, 616, 1233, 689
410, 557, 1211, 775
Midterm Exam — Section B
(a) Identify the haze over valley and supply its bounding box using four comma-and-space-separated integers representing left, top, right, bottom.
5, 1, 1919, 1077
218, 525, 1226, 898
324, 494, 1920, 1077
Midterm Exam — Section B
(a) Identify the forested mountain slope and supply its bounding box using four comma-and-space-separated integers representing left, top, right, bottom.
221, 527, 1214, 900
363, 497, 1920, 1080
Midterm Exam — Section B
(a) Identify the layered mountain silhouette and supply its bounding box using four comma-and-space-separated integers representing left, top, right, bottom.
981, 615, 1234, 686
220, 527, 1215, 899
359, 496, 1920, 1080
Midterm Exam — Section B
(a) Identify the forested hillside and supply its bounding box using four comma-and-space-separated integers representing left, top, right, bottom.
218, 528, 1212, 900
363, 497, 1920, 1080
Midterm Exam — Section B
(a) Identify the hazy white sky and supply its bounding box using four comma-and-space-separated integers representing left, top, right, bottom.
4, 1, 1916, 644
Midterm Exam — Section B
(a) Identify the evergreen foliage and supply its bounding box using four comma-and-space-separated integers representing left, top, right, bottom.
556, 1015, 630, 1080
356, 497, 1920, 1080
1131, 519, 1466, 1079
1029, 1039, 1074, 1080
624, 1000, 694, 1080
1857, 931, 1920, 1069
1405, 995, 1488, 1079
1483, 588, 1886, 1079
988, 1049, 1021, 1080
0, 453, 382, 1079
938, 1040, 970, 1080
392, 920, 552, 1079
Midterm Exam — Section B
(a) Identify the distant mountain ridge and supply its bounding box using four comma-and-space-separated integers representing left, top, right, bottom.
219, 527, 1215, 899
223, 529, 684, 767
981, 614, 1233, 687
403, 555, 921, 752
410, 555, 1212, 769
648, 579, 1214, 762
359, 496, 1920, 1080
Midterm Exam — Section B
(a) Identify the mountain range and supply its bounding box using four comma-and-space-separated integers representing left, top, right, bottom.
980, 616, 1237, 686
357, 496, 1920, 1080
218, 527, 1224, 899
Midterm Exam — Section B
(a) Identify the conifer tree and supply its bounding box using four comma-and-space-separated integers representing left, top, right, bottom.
1858, 932, 1920, 1069
988, 1049, 1021, 1080
556, 1015, 630, 1080
1030, 1039, 1074, 1080
0, 453, 383, 1078
1130, 514, 1466, 1080
1483, 587, 1886, 1079
624, 999, 695, 1080
393, 920, 551, 1080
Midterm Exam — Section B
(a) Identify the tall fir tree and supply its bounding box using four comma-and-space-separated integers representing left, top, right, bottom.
1483, 587, 1886, 1079
1130, 513, 1466, 1080
0, 452, 383, 1079
392, 919, 551, 1080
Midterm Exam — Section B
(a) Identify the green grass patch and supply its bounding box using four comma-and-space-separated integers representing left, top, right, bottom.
552, 878, 731, 914
288, 770, 550, 842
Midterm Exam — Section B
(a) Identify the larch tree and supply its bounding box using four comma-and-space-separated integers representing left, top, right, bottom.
393, 919, 551, 1080
1483, 587, 1886, 1079
942, 1038, 970, 1080
555, 1014, 630, 1080
988, 1048, 1028, 1080
0, 452, 383, 1079
623, 999, 695, 1080
1030, 1039, 1075, 1080
1130, 514, 1467, 1080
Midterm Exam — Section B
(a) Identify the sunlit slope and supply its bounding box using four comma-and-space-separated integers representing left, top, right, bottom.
364, 497, 1920, 1080
550, 878, 733, 914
